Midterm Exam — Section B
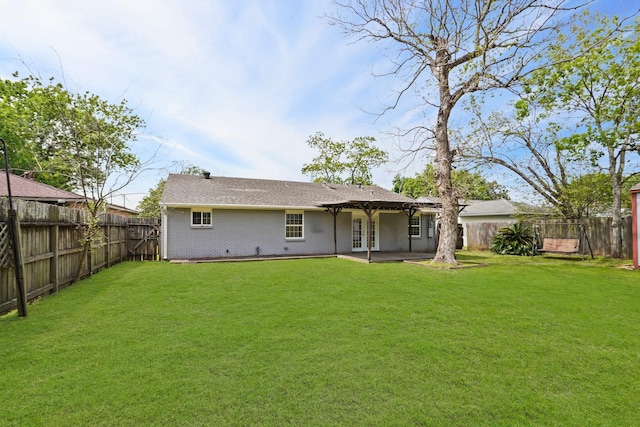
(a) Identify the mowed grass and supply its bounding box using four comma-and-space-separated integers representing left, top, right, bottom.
1, 255, 639, 426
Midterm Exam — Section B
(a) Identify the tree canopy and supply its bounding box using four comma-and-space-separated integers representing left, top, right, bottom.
137, 162, 205, 221
301, 132, 387, 185
0, 73, 145, 196
1, 72, 150, 279
528, 13, 639, 257
392, 165, 510, 201
460, 12, 639, 257
1, 74, 77, 188
331, 0, 590, 265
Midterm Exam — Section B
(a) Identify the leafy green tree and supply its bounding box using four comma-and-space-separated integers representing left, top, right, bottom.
392, 174, 424, 199
2, 72, 159, 276
453, 169, 511, 201
301, 132, 346, 183
301, 132, 387, 185
519, 13, 640, 257
14, 74, 147, 280
137, 162, 205, 220
460, 100, 595, 219
64, 92, 146, 281
331, 0, 590, 265
564, 172, 640, 218
0, 74, 77, 188
137, 180, 166, 221
0, 76, 31, 172
393, 165, 510, 200
564, 173, 612, 218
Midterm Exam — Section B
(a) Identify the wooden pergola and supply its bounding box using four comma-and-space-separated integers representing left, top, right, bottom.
318, 199, 441, 262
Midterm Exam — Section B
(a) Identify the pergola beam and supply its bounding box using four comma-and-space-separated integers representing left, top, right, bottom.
318, 199, 441, 262
355, 202, 379, 262
402, 206, 419, 253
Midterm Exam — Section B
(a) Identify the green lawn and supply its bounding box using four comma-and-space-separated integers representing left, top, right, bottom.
1, 254, 639, 426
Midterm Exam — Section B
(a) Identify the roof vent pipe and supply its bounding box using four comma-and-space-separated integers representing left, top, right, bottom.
203, 171, 211, 179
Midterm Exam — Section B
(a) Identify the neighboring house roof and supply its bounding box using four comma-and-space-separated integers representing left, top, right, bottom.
161, 174, 426, 209
416, 196, 440, 205
0, 172, 84, 203
103, 203, 139, 216
416, 196, 537, 217
0, 171, 139, 216
459, 199, 531, 217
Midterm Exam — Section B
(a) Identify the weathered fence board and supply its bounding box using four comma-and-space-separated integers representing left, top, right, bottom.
127, 218, 160, 261
0, 198, 158, 315
465, 221, 514, 251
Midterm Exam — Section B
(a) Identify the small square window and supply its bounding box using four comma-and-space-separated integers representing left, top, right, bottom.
191, 210, 212, 228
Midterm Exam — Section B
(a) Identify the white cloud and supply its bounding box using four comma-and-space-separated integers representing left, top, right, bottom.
4, 0, 627, 208
1, 0, 408, 207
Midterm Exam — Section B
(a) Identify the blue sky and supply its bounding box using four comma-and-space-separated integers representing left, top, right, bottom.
0, 0, 635, 208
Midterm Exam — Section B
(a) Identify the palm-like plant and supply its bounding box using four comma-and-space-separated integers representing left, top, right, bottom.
490, 223, 534, 256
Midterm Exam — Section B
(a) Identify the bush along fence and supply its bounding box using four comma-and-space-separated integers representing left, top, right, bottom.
0, 198, 158, 315
465, 216, 632, 258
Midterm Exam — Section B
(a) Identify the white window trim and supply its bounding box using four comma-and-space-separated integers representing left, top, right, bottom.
410, 214, 421, 238
191, 208, 212, 228
285, 210, 304, 240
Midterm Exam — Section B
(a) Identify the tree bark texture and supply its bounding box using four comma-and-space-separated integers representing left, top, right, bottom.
432, 59, 458, 265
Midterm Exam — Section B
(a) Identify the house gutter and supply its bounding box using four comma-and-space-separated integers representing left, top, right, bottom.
162, 202, 326, 211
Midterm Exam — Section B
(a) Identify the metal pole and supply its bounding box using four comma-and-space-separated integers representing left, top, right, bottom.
1, 137, 27, 316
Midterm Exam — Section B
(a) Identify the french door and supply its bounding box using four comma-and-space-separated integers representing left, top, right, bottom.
352, 214, 379, 252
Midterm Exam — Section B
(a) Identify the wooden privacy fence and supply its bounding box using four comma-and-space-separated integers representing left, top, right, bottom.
465, 216, 633, 258
0, 198, 159, 315
465, 221, 515, 252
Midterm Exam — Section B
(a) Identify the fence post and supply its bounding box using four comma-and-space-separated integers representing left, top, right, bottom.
50, 224, 59, 293
89, 244, 94, 275
105, 224, 110, 268
122, 225, 127, 262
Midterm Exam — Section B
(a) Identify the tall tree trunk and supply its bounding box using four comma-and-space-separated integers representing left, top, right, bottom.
611, 178, 622, 258
610, 201, 622, 259
73, 210, 100, 283
432, 97, 458, 264
608, 145, 623, 258
431, 43, 458, 265
434, 185, 459, 264
73, 238, 91, 283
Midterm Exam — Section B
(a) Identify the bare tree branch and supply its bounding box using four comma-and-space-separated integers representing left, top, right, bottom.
330, 0, 592, 263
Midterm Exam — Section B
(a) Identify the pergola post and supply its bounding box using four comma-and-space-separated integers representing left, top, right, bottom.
325, 207, 343, 254
403, 206, 418, 253
319, 199, 441, 262
358, 203, 378, 262
367, 209, 372, 262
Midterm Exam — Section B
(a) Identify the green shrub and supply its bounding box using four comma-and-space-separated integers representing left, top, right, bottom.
490, 222, 534, 256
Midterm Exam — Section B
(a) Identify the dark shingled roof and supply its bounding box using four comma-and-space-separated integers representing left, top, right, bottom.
160, 174, 430, 209
0, 172, 83, 202
0, 171, 139, 215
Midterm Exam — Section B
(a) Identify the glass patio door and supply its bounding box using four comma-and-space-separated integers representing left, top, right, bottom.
352, 214, 379, 252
